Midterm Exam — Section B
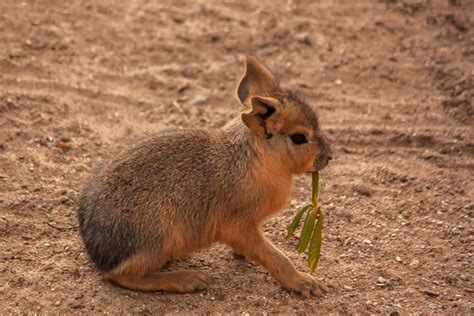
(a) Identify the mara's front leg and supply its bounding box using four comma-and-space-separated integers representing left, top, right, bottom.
221, 225, 328, 297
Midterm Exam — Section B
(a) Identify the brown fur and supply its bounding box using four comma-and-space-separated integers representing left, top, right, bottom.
77, 56, 332, 297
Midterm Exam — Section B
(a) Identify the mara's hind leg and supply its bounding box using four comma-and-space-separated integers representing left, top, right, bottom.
105, 251, 213, 293
109, 270, 213, 293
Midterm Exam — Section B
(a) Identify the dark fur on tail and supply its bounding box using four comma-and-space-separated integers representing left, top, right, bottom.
77, 192, 139, 271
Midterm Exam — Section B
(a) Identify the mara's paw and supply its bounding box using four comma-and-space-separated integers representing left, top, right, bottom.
165, 270, 214, 293
283, 272, 328, 298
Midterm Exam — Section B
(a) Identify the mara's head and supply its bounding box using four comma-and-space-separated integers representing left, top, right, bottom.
236, 56, 332, 175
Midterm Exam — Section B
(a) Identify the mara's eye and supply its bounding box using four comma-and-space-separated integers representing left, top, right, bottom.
290, 134, 308, 145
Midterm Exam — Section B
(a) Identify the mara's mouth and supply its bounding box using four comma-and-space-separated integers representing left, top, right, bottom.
310, 155, 331, 173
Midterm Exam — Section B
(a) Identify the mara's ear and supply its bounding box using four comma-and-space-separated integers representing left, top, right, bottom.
241, 96, 283, 138
236, 56, 278, 105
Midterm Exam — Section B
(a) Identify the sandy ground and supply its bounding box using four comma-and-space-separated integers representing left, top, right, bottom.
1, 0, 473, 314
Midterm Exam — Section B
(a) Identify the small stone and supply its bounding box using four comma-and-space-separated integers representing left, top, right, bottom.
378, 276, 388, 284
54, 300, 61, 306
73, 292, 83, 300
395, 256, 402, 263
178, 83, 190, 93
210, 34, 220, 42
343, 237, 352, 246
56, 141, 71, 151
59, 196, 69, 204
421, 152, 436, 160
421, 290, 439, 297
171, 16, 184, 23
451, 227, 461, 235
296, 33, 312, 46
9, 49, 27, 59
460, 274, 469, 281
409, 259, 420, 267
445, 275, 457, 284
363, 239, 372, 245
354, 183, 372, 196
70, 303, 84, 309
335, 79, 342, 85
326, 203, 335, 210
190, 95, 207, 105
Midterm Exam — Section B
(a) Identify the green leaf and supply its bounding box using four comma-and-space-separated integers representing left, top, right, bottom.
308, 207, 324, 272
297, 207, 318, 253
286, 203, 312, 239
312, 172, 319, 208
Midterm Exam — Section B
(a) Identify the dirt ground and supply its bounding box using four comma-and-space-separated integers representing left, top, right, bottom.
1, 0, 473, 314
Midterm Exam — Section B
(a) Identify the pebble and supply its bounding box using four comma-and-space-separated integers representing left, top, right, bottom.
296, 33, 312, 46
395, 256, 402, 263
421, 289, 439, 297
190, 95, 207, 105
377, 277, 389, 287
326, 203, 335, 210
451, 227, 461, 235
363, 239, 373, 245
56, 141, 71, 151
343, 237, 352, 246
54, 300, 61, 306
460, 274, 469, 281
335, 79, 342, 85
178, 83, 190, 93
378, 276, 387, 283
409, 259, 420, 267
70, 303, 84, 309
354, 184, 372, 197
